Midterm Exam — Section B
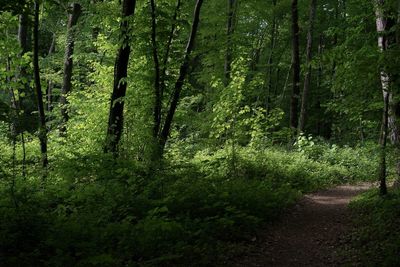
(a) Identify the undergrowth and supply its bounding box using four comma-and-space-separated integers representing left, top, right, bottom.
0, 144, 377, 266
348, 189, 400, 267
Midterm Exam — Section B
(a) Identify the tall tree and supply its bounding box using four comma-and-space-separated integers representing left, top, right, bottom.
391, 1, 400, 185
46, 33, 56, 112
299, 0, 317, 133
290, 0, 300, 132
150, 0, 162, 138
33, 0, 48, 168
104, 0, 136, 154
60, 3, 82, 135
8, 12, 29, 149
158, 0, 204, 153
266, 0, 278, 115
224, 0, 237, 86
160, 0, 181, 99
375, 0, 395, 195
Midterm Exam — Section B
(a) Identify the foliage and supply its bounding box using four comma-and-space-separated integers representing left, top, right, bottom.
348, 189, 400, 266
0, 142, 377, 266
0, 0, 398, 265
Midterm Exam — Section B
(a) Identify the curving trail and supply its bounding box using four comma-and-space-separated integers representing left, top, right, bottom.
231, 184, 372, 267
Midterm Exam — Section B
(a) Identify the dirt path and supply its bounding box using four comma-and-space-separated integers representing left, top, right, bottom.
231, 184, 372, 267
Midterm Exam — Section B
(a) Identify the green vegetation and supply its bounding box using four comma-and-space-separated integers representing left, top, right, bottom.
349, 189, 400, 267
0, 142, 376, 266
0, 0, 399, 265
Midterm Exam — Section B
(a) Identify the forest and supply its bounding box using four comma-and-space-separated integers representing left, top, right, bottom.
0, 0, 399, 266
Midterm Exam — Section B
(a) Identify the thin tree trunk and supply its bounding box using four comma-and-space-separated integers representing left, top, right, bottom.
150, 0, 162, 138
8, 26, 28, 177
60, 3, 82, 135
7, 56, 23, 177
224, 0, 237, 86
18, 12, 29, 54
160, 0, 181, 96
280, 63, 292, 106
104, 0, 136, 154
390, 96, 400, 187
33, 0, 48, 168
391, 0, 400, 185
315, 34, 323, 136
299, 0, 317, 133
290, 0, 300, 132
18, 11, 32, 127
379, 90, 389, 195
375, 0, 394, 195
47, 33, 56, 112
266, 0, 278, 115
158, 0, 204, 152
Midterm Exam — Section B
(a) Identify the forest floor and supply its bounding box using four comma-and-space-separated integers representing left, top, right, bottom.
230, 183, 372, 267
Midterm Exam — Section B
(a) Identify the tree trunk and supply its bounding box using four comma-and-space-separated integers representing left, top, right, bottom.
379, 89, 389, 195
299, 0, 317, 133
60, 3, 82, 135
390, 96, 400, 185
33, 0, 48, 168
375, 0, 394, 195
156, 0, 182, 137
161, 0, 181, 95
290, 0, 300, 132
47, 33, 56, 112
224, 0, 237, 86
150, 0, 162, 138
104, 0, 136, 154
391, 1, 400, 185
18, 11, 34, 132
315, 33, 323, 136
158, 0, 204, 153
18, 12, 30, 54
266, 0, 277, 115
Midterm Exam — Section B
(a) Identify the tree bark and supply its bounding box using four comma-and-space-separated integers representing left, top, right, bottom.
391, 1, 400, 184
17, 11, 34, 132
104, 0, 136, 154
315, 33, 324, 136
375, 0, 394, 195
224, 0, 237, 86
150, 0, 162, 138
18, 12, 30, 54
161, 0, 181, 94
379, 89, 389, 195
60, 3, 82, 135
266, 0, 277, 115
33, 0, 48, 168
290, 0, 300, 132
158, 0, 204, 152
47, 33, 56, 112
299, 0, 317, 133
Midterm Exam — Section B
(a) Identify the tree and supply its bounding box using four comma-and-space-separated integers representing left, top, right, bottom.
299, 0, 317, 133
104, 0, 136, 154
33, 0, 48, 168
266, 0, 278, 115
375, 0, 395, 195
158, 0, 205, 154
60, 3, 82, 135
224, 0, 237, 86
150, 0, 161, 138
290, 0, 300, 132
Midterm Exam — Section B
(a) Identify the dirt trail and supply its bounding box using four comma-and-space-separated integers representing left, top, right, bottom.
232, 184, 372, 267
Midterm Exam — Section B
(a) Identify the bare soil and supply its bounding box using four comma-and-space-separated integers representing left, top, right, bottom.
230, 183, 372, 267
